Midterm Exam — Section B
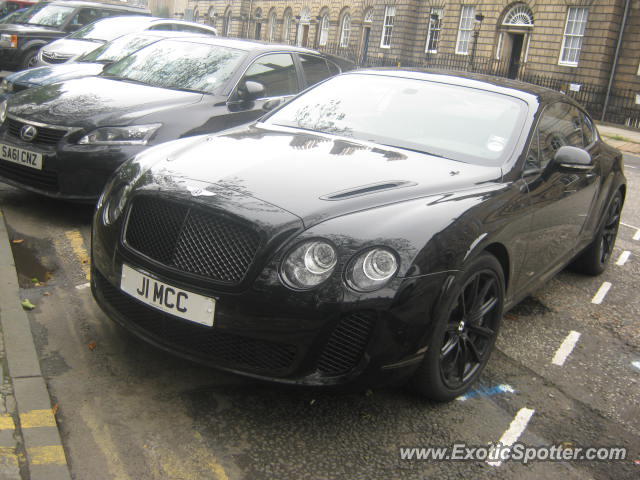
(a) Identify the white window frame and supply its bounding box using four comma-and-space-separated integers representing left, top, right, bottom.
380, 6, 395, 49
319, 13, 329, 46
223, 10, 232, 36
282, 11, 291, 43
425, 8, 443, 53
455, 5, 475, 55
268, 11, 277, 42
558, 7, 589, 67
340, 13, 351, 47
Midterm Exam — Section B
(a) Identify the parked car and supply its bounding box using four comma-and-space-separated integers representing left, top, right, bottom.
90, 70, 625, 400
0, 0, 36, 20
0, 0, 150, 70
0, 37, 354, 200
0, 30, 209, 98
36, 15, 217, 67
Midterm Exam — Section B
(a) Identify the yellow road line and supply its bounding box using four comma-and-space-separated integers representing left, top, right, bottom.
20, 409, 57, 429
209, 461, 230, 480
65, 230, 91, 280
28, 445, 67, 465
0, 414, 15, 430
0, 447, 19, 468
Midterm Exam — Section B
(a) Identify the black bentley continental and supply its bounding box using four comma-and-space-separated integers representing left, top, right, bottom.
91, 70, 626, 400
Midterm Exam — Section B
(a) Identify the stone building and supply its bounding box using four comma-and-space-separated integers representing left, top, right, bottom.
182, 0, 639, 125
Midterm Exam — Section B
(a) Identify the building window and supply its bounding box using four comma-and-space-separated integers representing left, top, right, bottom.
380, 6, 395, 48
559, 7, 589, 66
319, 13, 329, 46
282, 9, 292, 43
456, 5, 475, 55
223, 8, 232, 36
425, 8, 443, 53
340, 13, 351, 47
503, 4, 534, 27
268, 10, 277, 41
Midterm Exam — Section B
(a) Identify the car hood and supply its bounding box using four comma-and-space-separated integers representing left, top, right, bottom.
7, 77, 204, 127
144, 125, 503, 227
41, 38, 101, 58
0, 23, 63, 35
7, 63, 104, 87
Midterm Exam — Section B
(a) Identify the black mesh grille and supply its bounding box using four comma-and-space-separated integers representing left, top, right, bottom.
0, 159, 58, 191
317, 312, 375, 376
125, 196, 261, 284
7, 118, 68, 146
94, 271, 297, 373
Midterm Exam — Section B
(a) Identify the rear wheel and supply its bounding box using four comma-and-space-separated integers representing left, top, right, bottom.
570, 191, 622, 276
410, 253, 504, 401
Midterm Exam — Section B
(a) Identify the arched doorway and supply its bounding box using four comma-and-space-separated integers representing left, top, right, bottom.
360, 8, 374, 64
497, 4, 534, 79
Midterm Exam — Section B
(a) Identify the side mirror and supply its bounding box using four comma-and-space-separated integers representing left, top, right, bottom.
554, 145, 593, 171
237, 81, 265, 102
262, 98, 282, 111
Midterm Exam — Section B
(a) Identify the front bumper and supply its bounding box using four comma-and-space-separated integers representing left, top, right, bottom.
0, 127, 145, 201
91, 239, 450, 387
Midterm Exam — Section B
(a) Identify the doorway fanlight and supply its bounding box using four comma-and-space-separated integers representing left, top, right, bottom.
502, 4, 534, 27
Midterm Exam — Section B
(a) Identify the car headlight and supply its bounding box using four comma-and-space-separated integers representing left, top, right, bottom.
281, 240, 337, 289
0, 34, 18, 48
78, 123, 161, 146
0, 100, 7, 124
346, 248, 398, 292
0, 79, 12, 94
103, 181, 131, 226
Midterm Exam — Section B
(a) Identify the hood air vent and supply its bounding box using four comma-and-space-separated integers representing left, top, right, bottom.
320, 180, 417, 201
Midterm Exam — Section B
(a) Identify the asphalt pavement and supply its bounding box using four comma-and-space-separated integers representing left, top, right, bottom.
0, 155, 638, 479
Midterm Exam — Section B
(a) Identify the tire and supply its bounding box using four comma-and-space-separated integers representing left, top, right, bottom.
410, 253, 504, 402
570, 191, 622, 276
20, 50, 39, 70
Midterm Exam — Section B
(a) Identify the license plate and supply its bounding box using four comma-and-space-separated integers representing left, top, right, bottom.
120, 264, 215, 327
0, 143, 43, 170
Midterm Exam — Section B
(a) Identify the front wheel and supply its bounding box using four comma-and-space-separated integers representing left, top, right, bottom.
410, 253, 504, 401
20, 50, 39, 70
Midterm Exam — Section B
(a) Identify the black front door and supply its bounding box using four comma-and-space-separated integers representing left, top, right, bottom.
508, 33, 524, 79
362, 27, 371, 64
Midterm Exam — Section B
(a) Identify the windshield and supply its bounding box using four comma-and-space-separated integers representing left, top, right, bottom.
265, 74, 528, 166
69, 17, 148, 42
80, 33, 157, 64
102, 40, 246, 94
22, 4, 74, 27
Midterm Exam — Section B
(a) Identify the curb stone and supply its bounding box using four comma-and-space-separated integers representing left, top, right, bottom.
0, 210, 71, 480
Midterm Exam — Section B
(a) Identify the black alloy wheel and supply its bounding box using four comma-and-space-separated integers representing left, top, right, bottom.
410, 253, 504, 401
600, 194, 622, 265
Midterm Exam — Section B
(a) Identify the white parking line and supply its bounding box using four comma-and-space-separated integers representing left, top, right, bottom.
632, 361, 640, 371
620, 222, 640, 240
75, 283, 90, 290
634, 230, 640, 241
552, 331, 581, 366
616, 251, 631, 265
487, 408, 535, 467
591, 282, 612, 304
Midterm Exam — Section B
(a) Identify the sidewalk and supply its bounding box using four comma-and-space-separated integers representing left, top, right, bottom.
597, 123, 640, 156
0, 211, 71, 480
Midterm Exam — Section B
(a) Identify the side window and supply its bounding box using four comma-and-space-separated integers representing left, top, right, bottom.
70, 8, 103, 26
242, 53, 298, 98
175, 24, 212, 34
299, 54, 332, 86
148, 23, 175, 31
538, 102, 584, 168
327, 61, 340, 76
525, 126, 540, 171
581, 112, 596, 146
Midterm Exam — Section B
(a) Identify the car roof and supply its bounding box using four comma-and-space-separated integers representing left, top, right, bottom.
87, 15, 214, 27
47, 0, 149, 12
161, 36, 326, 54
349, 68, 571, 108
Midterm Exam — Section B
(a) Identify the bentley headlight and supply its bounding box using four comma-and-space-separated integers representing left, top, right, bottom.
78, 123, 161, 146
103, 181, 131, 226
347, 248, 398, 292
0, 79, 12, 94
281, 240, 337, 289
0, 100, 6, 124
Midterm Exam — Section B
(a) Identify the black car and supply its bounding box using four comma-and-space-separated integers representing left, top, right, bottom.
0, 0, 150, 70
91, 70, 626, 400
0, 37, 353, 200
